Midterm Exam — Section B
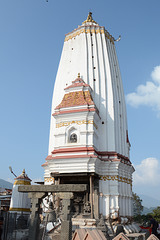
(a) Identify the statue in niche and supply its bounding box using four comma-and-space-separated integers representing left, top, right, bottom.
70, 133, 77, 143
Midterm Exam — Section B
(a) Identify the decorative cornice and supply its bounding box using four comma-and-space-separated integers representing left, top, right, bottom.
52, 146, 95, 154
45, 155, 53, 160
45, 147, 132, 166
53, 107, 97, 116
41, 162, 48, 167
55, 119, 97, 129
100, 175, 132, 185
97, 151, 131, 163
46, 154, 97, 160
64, 26, 114, 44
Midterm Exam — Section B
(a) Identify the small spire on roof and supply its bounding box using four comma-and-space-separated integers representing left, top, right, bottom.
20, 169, 27, 178
82, 12, 97, 25
15, 169, 31, 181
78, 73, 80, 78
87, 12, 93, 21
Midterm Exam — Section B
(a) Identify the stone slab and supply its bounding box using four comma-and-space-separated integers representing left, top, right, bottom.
18, 184, 87, 193
57, 192, 74, 199
126, 233, 146, 240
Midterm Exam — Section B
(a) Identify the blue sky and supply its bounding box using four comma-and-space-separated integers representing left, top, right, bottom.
0, 0, 160, 204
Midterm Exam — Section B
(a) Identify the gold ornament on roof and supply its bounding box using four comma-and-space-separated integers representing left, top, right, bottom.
78, 73, 80, 78
82, 12, 97, 24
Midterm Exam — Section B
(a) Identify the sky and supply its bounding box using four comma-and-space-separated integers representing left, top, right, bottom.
0, 0, 160, 205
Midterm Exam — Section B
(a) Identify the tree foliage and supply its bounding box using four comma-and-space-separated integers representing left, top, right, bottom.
132, 194, 160, 225
150, 206, 160, 223
133, 192, 143, 216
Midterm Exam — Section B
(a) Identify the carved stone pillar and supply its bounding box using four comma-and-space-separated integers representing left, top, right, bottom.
28, 192, 46, 240
90, 175, 93, 218
58, 193, 74, 240
93, 178, 99, 219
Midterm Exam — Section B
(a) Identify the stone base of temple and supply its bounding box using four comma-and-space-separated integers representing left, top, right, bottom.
72, 215, 143, 238
72, 215, 145, 235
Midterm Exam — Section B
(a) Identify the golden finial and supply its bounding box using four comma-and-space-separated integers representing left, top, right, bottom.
78, 73, 80, 78
82, 12, 97, 24
87, 12, 93, 22
22, 169, 26, 176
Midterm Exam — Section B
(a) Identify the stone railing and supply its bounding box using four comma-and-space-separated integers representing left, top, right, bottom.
72, 230, 159, 240
113, 232, 159, 240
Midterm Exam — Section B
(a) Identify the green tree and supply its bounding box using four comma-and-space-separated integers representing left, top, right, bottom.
133, 192, 143, 216
150, 206, 160, 223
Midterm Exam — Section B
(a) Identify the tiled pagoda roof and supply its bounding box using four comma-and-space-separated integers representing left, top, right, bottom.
55, 77, 94, 109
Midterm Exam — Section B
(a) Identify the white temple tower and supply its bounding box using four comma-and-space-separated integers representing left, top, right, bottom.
42, 13, 134, 220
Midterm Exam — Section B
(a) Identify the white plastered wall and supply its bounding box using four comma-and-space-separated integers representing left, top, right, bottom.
48, 25, 129, 158
99, 161, 134, 218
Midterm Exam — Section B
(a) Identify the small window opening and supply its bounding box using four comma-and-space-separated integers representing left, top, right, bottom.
102, 121, 104, 124
70, 133, 77, 143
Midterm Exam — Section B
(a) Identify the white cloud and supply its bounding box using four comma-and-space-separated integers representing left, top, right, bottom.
151, 66, 160, 84
133, 157, 160, 186
126, 65, 160, 115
